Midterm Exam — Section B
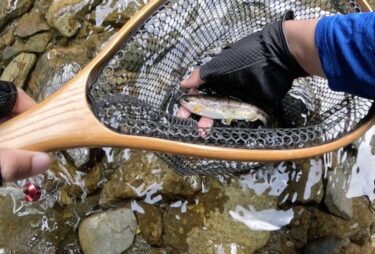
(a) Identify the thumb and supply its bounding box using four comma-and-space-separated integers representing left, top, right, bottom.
181, 69, 205, 88
0, 149, 50, 182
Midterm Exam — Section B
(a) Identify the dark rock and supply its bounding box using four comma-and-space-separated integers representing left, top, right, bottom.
0, 0, 33, 30
99, 151, 201, 207
303, 237, 344, 254
135, 202, 163, 246
308, 198, 374, 241
324, 170, 353, 220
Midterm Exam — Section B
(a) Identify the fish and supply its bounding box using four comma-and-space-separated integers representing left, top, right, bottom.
179, 95, 268, 125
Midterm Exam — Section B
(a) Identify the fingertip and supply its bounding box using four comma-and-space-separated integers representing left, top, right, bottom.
12, 88, 36, 114
176, 106, 191, 118
181, 69, 204, 88
0, 149, 50, 182
31, 153, 51, 175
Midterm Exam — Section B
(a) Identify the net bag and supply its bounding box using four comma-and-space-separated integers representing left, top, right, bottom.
88, 0, 374, 175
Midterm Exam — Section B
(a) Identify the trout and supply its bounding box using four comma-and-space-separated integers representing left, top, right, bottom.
179, 95, 268, 125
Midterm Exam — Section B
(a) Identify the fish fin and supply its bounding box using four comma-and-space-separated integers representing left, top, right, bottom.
224, 118, 233, 125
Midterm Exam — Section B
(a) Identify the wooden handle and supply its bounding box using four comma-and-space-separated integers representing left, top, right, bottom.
0, 0, 373, 163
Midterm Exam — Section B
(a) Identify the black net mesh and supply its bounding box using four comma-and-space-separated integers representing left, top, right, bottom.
88, 0, 374, 175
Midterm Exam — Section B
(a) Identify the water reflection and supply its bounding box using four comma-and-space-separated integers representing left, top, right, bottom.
347, 126, 375, 200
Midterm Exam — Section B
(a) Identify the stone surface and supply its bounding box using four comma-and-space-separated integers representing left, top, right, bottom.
0, 186, 82, 253
0, 0, 33, 30
78, 208, 137, 254
135, 202, 163, 246
162, 177, 276, 254
15, 9, 50, 37
324, 170, 353, 220
0, 21, 17, 52
46, 0, 101, 37
0, 52, 37, 88
28, 45, 92, 99
303, 237, 345, 254
2, 32, 52, 60
308, 197, 375, 241
99, 151, 201, 206
90, 0, 145, 27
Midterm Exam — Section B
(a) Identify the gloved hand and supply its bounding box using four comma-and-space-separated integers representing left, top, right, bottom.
198, 10, 308, 112
0, 80, 50, 186
177, 10, 310, 135
180, 10, 308, 114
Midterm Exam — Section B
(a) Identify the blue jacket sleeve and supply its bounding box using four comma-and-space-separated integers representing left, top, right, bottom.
315, 12, 375, 99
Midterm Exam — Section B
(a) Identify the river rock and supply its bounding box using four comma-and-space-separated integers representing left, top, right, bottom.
0, 0, 33, 30
46, 0, 101, 37
162, 177, 277, 254
90, 0, 145, 27
308, 197, 374, 241
0, 52, 36, 88
15, 9, 50, 37
124, 235, 168, 254
78, 208, 137, 254
99, 151, 201, 207
0, 186, 73, 253
2, 32, 52, 60
28, 45, 91, 99
303, 237, 345, 254
0, 21, 17, 51
134, 202, 163, 245
324, 170, 353, 220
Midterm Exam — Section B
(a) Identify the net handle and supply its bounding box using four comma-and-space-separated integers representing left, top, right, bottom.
0, 0, 372, 162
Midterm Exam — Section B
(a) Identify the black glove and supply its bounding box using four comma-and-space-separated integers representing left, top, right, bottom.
0, 80, 17, 118
200, 10, 308, 112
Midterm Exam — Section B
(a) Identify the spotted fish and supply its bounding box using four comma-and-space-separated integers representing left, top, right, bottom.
179, 95, 268, 125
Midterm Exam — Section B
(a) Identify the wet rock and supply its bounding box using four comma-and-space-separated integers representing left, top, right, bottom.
84, 163, 105, 194
0, 52, 37, 88
15, 9, 50, 37
324, 170, 353, 220
66, 148, 91, 168
349, 229, 371, 246
124, 235, 168, 254
308, 198, 374, 241
2, 32, 52, 60
302, 237, 345, 254
0, 186, 76, 253
162, 177, 276, 254
90, 0, 145, 27
278, 159, 324, 205
28, 45, 92, 99
99, 151, 201, 206
0, 0, 33, 30
34, 0, 53, 14
289, 207, 312, 249
0, 21, 17, 51
134, 202, 163, 246
46, 0, 101, 37
78, 207, 137, 254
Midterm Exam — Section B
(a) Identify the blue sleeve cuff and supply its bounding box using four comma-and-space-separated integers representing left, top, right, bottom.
315, 12, 375, 99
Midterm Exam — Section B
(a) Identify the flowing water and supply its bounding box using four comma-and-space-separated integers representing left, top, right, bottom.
0, 0, 375, 253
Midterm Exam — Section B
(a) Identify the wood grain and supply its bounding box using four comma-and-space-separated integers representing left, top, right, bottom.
0, 0, 372, 162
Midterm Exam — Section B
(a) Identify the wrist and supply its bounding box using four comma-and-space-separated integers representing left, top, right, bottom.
283, 19, 326, 78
